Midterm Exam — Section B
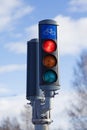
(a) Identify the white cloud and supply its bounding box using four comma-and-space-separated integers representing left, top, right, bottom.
0, 64, 26, 74
0, 0, 34, 31
54, 15, 87, 55
5, 42, 27, 54
5, 25, 38, 54
0, 88, 9, 94
9, 32, 23, 38
0, 83, 11, 95
25, 24, 38, 40
51, 91, 73, 130
0, 95, 27, 120
13, 6, 33, 19
69, 0, 87, 12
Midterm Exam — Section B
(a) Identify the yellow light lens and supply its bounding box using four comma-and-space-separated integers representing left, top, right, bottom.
43, 55, 57, 68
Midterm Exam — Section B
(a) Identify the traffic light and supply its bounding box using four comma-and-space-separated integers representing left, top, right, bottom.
39, 19, 60, 91
26, 39, 39, 101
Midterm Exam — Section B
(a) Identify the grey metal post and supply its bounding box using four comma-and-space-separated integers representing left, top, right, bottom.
31, 93, 53, 130
35, 124, 49, 130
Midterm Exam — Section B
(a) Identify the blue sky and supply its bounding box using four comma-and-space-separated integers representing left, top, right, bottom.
0, 0, 87, 129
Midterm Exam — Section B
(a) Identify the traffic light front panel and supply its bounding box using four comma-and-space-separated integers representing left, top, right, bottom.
39, 20, 59, 91
39, 39, 58, 85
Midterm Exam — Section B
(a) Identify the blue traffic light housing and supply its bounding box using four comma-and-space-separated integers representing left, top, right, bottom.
39, 19, 60, 91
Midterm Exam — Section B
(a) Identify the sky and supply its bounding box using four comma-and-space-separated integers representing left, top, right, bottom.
0, 0, 87, 129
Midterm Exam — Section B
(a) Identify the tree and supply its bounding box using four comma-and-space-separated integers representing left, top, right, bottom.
1, 117, 11, 130
20, 105, 34, 130
0, 105, 34, 130
0, 117, 21, 130
69, 51, 87, 130
11, 117, 21, 130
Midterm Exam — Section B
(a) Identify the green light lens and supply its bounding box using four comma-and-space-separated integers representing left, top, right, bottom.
43, 70, 57, 83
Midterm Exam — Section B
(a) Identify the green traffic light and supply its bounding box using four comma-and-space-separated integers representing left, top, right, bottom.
43, 70, 57, 83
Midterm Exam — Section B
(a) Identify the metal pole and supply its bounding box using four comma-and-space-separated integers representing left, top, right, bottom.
35, 124, 49, 130
31, 95, 53, 130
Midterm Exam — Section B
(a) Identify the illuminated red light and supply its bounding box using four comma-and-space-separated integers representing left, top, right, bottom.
42, 40, 57, 53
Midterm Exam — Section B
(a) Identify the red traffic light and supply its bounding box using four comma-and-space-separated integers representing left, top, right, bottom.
42, 40, 57, 53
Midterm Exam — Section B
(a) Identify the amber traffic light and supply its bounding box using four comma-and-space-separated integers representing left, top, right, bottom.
43, 55, 57, 68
